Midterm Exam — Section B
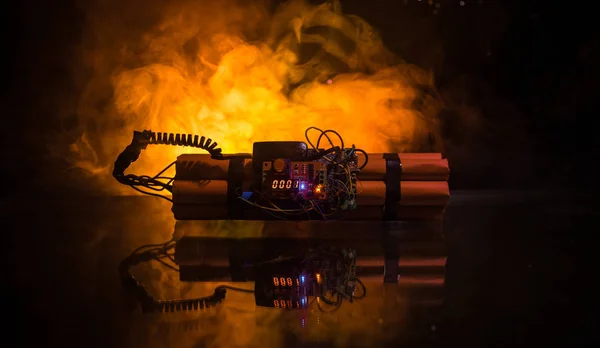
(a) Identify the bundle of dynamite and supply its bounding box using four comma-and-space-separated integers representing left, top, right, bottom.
113, 126, 450, 222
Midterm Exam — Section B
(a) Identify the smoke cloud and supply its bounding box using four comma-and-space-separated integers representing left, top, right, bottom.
56, 0, 443, 194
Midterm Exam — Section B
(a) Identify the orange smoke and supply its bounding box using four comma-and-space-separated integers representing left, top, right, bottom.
67, 0, 442, 194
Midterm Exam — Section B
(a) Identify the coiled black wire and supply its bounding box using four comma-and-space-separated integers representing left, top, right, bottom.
112, 130, 225, 201
157, 296, 223, 313
120, 273, 229, 313
156, 285, 254, 312
120, 240, 254, 313
156, 291, 225, 313
145, 131, 223, 159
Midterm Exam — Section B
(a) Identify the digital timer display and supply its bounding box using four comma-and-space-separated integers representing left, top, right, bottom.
273, 277, 300, 287
271, 179, 300, 190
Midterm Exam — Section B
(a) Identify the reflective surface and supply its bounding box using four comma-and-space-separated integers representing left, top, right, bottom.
7, 190, 593, 347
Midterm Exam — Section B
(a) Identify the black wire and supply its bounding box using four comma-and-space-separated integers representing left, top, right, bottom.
215, 285, 255, 294
126, 240, 179, 271
304, 127, 324, 150
163, 253, 176, 263
354, 149, 369, 170
128, 239, 175, 258
320, 291, 339, 305
316, 129, 344, 150
122, 160, 176, 196
153, 256, 180, 272
146, 131, 223, 159
130, 162, 176, 194
129, 185, 173, 202
154, 161, 176, 178
132, 179, 169, 192
305, 127, 335, 150
235, 187, 315, 220
353, 278, 366, 299
317, 294, 342, 313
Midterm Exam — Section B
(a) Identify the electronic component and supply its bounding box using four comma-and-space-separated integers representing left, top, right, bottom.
260, 154, 353, 202
247, 128, 363, 217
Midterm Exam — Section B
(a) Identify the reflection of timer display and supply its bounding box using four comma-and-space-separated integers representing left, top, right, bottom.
271, 179, 300, 190
273, 276, 300, 287
273, 299, 307, 308
254, 273, 311, 309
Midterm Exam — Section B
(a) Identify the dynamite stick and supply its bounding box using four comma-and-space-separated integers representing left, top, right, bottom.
174, 153, 448, 182
356, 181, 450, 206
357, 158, 449, 181
172, 180, 449, 206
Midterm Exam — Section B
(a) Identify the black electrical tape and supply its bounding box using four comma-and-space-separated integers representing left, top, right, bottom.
226, 156, 246, 219
382, 153, 402, 221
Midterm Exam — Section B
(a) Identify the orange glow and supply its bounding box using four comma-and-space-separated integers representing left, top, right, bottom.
68, 0, 442, 194
316, 273, 321, 283
314, 185, 322, 193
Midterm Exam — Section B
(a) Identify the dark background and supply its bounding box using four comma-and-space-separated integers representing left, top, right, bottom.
4, 0, 596, 346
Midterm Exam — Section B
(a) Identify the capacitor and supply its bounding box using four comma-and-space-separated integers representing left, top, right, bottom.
273, 158, 287, 172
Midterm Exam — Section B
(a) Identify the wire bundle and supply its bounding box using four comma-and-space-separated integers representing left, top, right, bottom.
120, 162, 176, 202
237, 127, 369, 220
112, 130, 224, 202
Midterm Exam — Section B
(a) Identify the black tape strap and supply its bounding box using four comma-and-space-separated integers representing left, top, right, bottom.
382, 153, 402, 221
226, 157, 246, 219
228, 240, 247, 281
